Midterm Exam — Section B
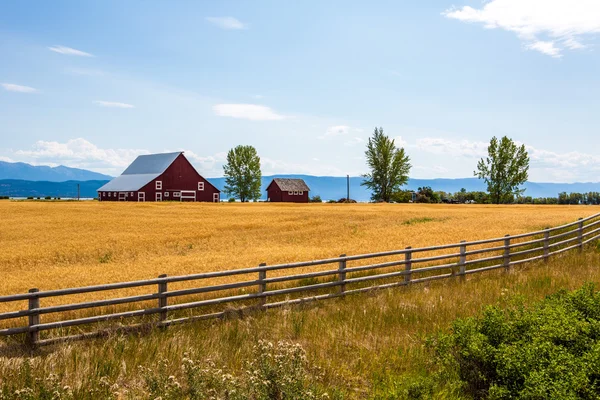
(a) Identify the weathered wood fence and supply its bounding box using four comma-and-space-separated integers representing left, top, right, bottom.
1, 213, 600, 346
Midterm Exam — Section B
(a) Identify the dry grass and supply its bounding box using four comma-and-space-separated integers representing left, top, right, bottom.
1, 201, 600, 397
1, 201, 598, 299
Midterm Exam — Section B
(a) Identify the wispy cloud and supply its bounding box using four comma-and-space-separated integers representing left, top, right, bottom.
94, 101, 135, 109
213, 104, 285, 121
205, 17, 247, 30
443, 0, 600, 57
1, 83, 37, 93
48, 45, 94, 57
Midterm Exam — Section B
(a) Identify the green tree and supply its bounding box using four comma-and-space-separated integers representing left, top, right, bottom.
361, 127, 411, 202
223, 145, 262, 202
475, 136, 529, 204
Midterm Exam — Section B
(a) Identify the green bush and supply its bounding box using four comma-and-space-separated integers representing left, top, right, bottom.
228, 197, 236, 202
309, 195, 322, 203
428, 283, 600, 399
44, 196, 52, 200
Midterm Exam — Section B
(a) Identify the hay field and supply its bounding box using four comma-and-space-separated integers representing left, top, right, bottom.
1, 201, 598, 298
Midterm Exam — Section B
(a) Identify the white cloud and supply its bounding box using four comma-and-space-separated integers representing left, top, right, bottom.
14, 138, 148, 175
213, 104, 285, 121
183, 150, 228, 177
1, 83, 37, 93
393, 136, 408, 147
48, 45, 94, 57
444, 0, 600, 57
411, 136, 600, 182
526, 40, 562, 57
0, 156, 14, 162
94, 101, 135, 109
205, 17, 247, 30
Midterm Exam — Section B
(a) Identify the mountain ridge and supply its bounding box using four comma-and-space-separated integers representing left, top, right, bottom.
1, 175, 599, 201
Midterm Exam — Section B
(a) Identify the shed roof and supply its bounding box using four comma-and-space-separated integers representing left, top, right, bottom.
98, 152, 182, 192
269, 178, 310, 192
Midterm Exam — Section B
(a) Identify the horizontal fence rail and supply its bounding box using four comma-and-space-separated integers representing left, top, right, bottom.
1, 213, 600, 346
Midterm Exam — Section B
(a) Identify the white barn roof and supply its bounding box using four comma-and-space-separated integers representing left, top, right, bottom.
98, 152, 182, 192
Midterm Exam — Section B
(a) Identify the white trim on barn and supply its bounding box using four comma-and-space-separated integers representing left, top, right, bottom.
138, 192, 145, 202
213, 193, 219, 202
180, 190, 196, 202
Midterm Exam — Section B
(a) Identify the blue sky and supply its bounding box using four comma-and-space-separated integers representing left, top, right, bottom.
1, 0, 599, 182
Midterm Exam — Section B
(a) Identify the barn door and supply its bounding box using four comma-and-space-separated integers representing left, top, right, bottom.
156, 193, 162, 202
138, 192, 145, 202
118, 192, 126, 201
213, 193, 219, 203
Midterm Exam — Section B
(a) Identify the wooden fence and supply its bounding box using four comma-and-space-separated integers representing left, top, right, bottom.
1, 212, 600, 346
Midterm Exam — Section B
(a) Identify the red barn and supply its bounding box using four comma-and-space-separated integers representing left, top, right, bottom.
266, 178, 310, 203
98, 152, 220, 202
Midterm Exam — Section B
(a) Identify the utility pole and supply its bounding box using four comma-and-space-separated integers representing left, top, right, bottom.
77, 183, 80, 201
346, 175, 350, 201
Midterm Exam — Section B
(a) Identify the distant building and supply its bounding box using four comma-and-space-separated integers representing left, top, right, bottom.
266, 178, 310, 203
98, 152, 220, 202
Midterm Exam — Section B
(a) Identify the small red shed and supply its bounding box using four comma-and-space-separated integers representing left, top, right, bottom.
266, 178, 310, 203
97, 152, 220, 202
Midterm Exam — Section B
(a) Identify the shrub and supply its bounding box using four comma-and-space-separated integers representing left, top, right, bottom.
45, 196, 52, 200
428, 283, 600, 399
26, 197, 33, 200
309, 195, 322, 203
228, 197, 236, 203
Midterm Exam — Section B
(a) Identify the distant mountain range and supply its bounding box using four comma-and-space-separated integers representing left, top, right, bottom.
0, 161, 113, 182
0, 161, 599, 200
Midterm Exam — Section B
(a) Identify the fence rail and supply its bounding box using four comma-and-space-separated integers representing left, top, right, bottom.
1, 212, 600, 346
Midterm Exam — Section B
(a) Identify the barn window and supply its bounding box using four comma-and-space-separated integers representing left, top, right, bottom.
288, 191, 293, 195
198, 182, 204, 191
299, 191, 303, 195
165, 192, 169, 198
156, 181, 162, 190
108, 192, 111, 197
294, 191, 298, 195
174, 192, 181, 198
124, 192, 128, 197
102, 192, 105, 197
130, 192, 134, 196
114, 192, 117, 197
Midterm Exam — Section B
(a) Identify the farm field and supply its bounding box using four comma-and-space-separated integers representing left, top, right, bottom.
1, 201, 599, 299
1, 201, 600, 397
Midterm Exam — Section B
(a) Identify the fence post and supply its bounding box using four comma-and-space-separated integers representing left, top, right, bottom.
338, 254, 346, 294
27, 288, 40, 346
404, 247, 412, 284
504, 235, 511, 273
258, 263, 267, 308
158, 274, 168, 325
578, 218, 584, 252
459, 241, 467, 281
543, 229, 550, 263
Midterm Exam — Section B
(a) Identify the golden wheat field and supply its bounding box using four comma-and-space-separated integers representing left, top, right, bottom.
1, 200, 599, 300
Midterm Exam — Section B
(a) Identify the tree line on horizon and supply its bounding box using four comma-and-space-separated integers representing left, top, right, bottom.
220, 127, 594, 205
361, 127, 530, 204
